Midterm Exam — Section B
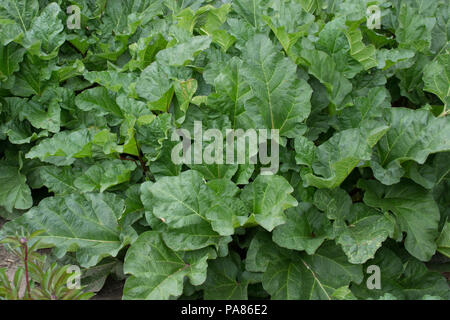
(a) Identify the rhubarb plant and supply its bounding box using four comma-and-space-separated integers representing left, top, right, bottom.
0, 0, 449, 300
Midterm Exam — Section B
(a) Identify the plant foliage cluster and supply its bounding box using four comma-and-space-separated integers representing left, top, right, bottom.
0, 0, 449, 300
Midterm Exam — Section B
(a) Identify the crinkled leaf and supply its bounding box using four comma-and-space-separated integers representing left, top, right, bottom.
123, 231, 215, 299
1, 193, 129, 268
358, 179, 440, 261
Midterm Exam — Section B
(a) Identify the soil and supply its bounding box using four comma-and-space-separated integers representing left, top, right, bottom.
0, 218, 22, 282
92, 277, 125, 300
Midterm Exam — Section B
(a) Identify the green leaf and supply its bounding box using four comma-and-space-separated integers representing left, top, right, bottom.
2, 193, 129, 268
207, 57, 251, 129
263, 1, 314, 57
74, 159, 137, 193
0, 0, 39, 32
84, 71, 136, 93
300, 128, 384, 189
232, 0, 265, 29
241, 34, 312, 136
1, 0, 449, 301
406, 152, 450, 189
376, 48, 415, 70
135, 62, 175, 112
359, 179, 440, 261
22, 3, 66, 59
396, 3, 436, 53
371, 108, 450, 185
260, 242, 363, 300
39, 166, 79, 195
334, 203, 395, 264
352, 248, 449, 299
174, 78, 197, 124
135, 113, 171, 161
9, 54, 55, 96
423, 52, 449, 109
123, 231, 215, 300
0, 43, 25, 81
75, 87, 123, 118
176, 4, 231, 38
437, 221, 450, 258
140, 170, 238, 250
273, 203, 333, 255
0, 161, 32, 212
313, 187, 352, 220
240, 175, 298, 231
334, 87, 391, 130
156, 36, 211, 67
126, 33, 167, 71
203, 252, 248, 300
26, 128, 121, 166
294, 136, 316, 167
21, 97, 61, 133
344, 21, 377, 70
300, 49, 352, 108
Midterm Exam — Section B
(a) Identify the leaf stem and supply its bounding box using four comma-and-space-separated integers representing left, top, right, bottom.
20, 238, 31, 299
138, 152, 149, 174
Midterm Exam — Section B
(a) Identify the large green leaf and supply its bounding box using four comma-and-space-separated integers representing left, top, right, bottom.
396, 3, 436, 53
207, 57, 251, 128
73, 159, 137, 193
135, 62, 175, 112
297, 128, 387, 188
313, 187, 352, 220
123, 231, 215, 300
406, 152, 450, 189
26, 128, 122, 166
344, 21, 377, 70
351, 248, 449, 299
156, 36, 211, 67
240, 175, 298, 231
241, 34, 312, 136
333, 87, 391, 130
1, 0, 449, 301
423, 52, 449, 109
300, 49, 352, 108
0, 43, 25, 81
0, 161, 32, 212
22, 3, 66, 59
371, 108, 450, 185
263, 0, 314, 59
203, 252, 248, 300
38, 166, 79, 195
272, 203, 333, 255
232, 0, 265, 29
359, 179, 440, 261
21, 96, 61, 133
0, 0, 39, 32
75, 87, 123, 118
258, 241, 363, 300
334, 203, 395, 264
83, 71, 136, 93
1, 193, 130, 268
140, 170, 241, 250
135, 113, 171, 161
